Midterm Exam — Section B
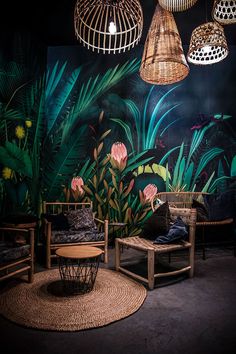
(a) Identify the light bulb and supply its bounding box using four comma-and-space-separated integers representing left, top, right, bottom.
108, 21, 116, 34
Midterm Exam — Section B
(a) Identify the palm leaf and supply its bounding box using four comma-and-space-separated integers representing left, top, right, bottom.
201, 171, 215, 193
231, 155, 236, 177
192, 148, 224, 187
183, 161, 194, 190
208, 176, 231, 193
122, 99, 141, 151
142, 86, 155, 148
45, 61, 67, 102
186, 123, 215, 167
160, 118, 182, 137
110, 118, 135, 152
72, 59, 139, 122
147, 103, 181, 149
123, 157, 154, 176
172, 142, 184, 186
46, 65, 82, 136
145, 85, 181, 148
165, 163, 170, 191
0, 141, 32, 177
159, 145, 182, 165
177, 157, 186, 187
43, 126, 88, 200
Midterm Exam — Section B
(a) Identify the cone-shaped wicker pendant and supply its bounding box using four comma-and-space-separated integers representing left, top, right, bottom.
159, 0, 198, 12
212, 0, 236, 25
140, 3, 189, 85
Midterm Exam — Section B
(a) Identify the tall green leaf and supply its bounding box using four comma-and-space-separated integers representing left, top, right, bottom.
0, 141, 32, 177
43, 126, 88, 200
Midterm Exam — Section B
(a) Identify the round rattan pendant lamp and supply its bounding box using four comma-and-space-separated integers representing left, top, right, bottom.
187, 21, 229, 65
74, 0, 143, 54
212, 0, 236, 24
139, 3, 189, 85
159, 0, 198, 12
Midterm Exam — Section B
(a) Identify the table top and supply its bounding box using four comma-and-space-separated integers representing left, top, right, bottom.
55, 245, 103, 259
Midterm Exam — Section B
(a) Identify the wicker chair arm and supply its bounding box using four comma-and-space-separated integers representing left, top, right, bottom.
94, 217, 104, 224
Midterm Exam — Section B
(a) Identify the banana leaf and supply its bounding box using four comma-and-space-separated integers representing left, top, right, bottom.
42, 125, 88, 200
231, 155, 236, 177
0, 141, 32, 178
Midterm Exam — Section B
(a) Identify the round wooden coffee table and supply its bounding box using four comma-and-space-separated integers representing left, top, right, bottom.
55, 245, 103, 295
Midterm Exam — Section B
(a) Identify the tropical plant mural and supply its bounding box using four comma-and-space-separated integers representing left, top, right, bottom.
0, 41, 236, 237
0, 59, 45, 215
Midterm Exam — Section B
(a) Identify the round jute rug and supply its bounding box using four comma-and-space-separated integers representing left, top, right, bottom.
0, 268, 147, 331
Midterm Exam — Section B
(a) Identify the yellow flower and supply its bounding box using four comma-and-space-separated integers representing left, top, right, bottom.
25, 120, 32, 128
2, 167, 13, 180
15, 125, 25, 139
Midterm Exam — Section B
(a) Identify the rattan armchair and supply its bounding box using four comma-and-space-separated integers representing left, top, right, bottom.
42, 202, 108, 269
115, 207, 197, 290
151, 192, 235, 259
0, 227, 35, 283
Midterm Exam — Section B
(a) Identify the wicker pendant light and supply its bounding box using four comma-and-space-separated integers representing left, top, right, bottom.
159, 0, 198, 12
212, 0, 236, 24
139, 3, 189, 85
187, 21, 229, 65
74, 0, 143, 54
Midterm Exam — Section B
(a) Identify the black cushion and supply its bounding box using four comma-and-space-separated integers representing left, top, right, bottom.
42, 213, 70, 231
142, 202, 171, 240
203, 190, 236, 221
192, 199, 209, 222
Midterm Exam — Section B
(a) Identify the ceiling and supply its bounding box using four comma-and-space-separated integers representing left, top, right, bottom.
0, 0, 236, 47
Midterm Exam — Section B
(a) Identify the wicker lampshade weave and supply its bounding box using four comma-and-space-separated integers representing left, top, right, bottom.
139, 3, 189, 85
187, 21, 228, 65
212, 0, 236, 25
74, 0, 143, 54
159, 0, 198, 12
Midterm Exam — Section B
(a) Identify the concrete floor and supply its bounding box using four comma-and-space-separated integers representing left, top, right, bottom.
0, 246, 236, 354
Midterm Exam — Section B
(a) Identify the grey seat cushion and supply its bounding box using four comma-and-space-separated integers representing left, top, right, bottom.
51, 229, 104, 244
0, 243, 30, 264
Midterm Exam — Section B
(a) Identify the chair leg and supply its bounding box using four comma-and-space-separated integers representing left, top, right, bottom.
202, 227, 206, 260
104, 246, 108, 264
115, 238, 121, 271
29, 229, 35, 283
46, 250, 51, 269
232, 222, 236, 257
189, 245, 195, 278
147, 249, 155, 290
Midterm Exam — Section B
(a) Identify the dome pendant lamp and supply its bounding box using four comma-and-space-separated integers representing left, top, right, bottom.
74, 0, 143, 54
159, 0, 198, 12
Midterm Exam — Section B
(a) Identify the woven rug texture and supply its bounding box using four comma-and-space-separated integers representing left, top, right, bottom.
0, 268, 147, 331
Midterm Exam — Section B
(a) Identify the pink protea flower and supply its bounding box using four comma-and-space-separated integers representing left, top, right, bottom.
143, 184, 158, 203
110, 142, 128, 171
71, 176, 84, 193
